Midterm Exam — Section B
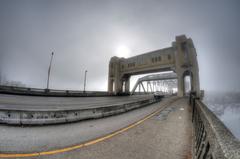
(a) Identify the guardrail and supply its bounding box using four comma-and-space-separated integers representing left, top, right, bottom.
0, 97, 160, 125
189, 94, 240, 159
0, 85, 110, 97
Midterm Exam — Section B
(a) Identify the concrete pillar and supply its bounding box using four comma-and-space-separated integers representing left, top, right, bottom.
191, 71, 200, 97
125, 77, 130, 93
177, 74, 184, 97
115, 78, 122, 94
108, 79, 113, 93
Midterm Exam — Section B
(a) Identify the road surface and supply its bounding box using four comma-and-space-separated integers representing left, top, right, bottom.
0, 97, 193, 159
0, 94, 154, 111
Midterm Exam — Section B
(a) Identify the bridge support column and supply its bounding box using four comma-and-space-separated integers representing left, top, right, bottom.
108, 79, 114, 94
126, 79, 130, 92
124, 76, 130, 94
174, 35, 201, 97
108, 76, 123, 95
177, 75, 184, 97
108, 57, 123, 95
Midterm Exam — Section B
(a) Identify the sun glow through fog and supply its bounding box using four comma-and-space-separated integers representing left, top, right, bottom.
116, 45, 131, 58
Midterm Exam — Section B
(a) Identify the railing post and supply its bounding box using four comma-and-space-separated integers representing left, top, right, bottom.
189, 92, 192, 105
190, 91, 198, 123
192, 95, 195, 122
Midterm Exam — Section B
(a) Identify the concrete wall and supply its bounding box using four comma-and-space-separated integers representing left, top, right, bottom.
0, 98, 158, 125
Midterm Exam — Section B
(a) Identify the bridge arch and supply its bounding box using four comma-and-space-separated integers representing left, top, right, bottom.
181, 70, 193, 96
108, 35, 201, 97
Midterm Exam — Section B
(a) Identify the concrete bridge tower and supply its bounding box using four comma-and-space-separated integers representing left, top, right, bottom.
108, 35, 200, 97
173, 35, 200, 97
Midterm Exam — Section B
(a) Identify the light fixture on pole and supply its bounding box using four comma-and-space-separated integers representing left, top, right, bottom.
83, 70, 87, 93
47, 52, 54, 90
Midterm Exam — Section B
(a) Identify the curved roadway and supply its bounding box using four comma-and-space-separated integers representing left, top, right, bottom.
0, 94, 154, 111
0, 96, 194, 159
0, 97, 177, 154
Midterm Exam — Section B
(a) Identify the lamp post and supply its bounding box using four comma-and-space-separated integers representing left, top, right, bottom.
47, 52, 54, 90
83, 70, 87, 93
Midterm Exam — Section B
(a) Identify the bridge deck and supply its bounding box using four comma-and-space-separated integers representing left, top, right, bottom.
0, 97, 193, 159
52, 98, 192, 159
0, 94, 154, 111
33, 98, 192, 159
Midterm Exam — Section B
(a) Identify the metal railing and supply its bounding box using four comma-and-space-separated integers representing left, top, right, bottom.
190, 93, 240, 159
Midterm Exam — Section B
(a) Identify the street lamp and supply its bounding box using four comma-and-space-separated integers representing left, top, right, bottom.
47, 52, 54, 90
83, 70, 87, 93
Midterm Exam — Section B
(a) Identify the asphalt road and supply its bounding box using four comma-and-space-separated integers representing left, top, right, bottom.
0, 94, 154, 111
39, 98, 192, 159
0, 97, 176, 154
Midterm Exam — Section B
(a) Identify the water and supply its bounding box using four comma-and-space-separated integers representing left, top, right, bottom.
203, 91, 240, 140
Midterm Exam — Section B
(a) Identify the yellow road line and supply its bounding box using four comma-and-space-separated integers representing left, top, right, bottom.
0, 99, 177, 158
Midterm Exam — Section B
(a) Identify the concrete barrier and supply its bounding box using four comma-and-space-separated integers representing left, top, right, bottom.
0, 98, 159, 125
0, 85, 110, 97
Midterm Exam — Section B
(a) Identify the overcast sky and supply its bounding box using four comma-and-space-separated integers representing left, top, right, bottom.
0, 0, 240, 92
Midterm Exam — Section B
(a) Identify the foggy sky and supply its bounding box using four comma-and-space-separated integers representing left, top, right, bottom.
0, 0, 240, 92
